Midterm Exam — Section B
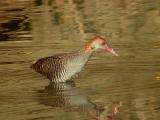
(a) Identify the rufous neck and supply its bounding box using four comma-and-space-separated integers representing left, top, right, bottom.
83, 42, 93, 53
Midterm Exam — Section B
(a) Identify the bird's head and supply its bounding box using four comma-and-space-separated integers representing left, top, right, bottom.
84, 36, 118, 56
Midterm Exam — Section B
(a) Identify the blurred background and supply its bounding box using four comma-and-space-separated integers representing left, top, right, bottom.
0, 0, 160, 120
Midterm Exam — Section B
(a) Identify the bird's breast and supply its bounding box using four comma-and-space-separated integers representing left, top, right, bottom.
65, 55, 89, 80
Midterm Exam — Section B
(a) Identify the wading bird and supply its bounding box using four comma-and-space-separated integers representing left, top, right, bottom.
31, 36, 118, 83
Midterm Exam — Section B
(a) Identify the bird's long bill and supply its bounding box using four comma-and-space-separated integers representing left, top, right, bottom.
108, 48, 119, 56
105, 46, 119, 56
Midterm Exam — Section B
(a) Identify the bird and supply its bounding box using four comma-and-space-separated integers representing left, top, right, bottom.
31, 36, 118, 83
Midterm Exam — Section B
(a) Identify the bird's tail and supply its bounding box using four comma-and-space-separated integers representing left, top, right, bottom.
30, 60, 37, 69
30, 63, 34, 69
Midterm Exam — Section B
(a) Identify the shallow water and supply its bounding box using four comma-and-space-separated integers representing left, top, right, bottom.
0, 0, 160, 120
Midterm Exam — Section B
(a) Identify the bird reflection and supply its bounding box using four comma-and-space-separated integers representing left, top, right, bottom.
37, 81, 102, 113
37, 81, 122, 120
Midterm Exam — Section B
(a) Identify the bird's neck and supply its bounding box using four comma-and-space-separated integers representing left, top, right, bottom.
83, 44, 91, 53
78, 49, 94, 63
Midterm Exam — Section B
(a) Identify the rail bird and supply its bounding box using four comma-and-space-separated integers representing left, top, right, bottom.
31, 36, 118, 83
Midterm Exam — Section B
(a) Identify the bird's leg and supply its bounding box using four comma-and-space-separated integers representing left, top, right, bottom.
66, 73, 79, 83
66, 79, 76, 87
70, 73, 79, 80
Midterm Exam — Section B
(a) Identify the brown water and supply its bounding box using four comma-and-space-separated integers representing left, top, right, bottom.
0, 0, 160, 120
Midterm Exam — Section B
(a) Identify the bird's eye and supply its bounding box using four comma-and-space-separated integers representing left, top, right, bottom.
101, 42, 106, 45
91, 46, 95, 49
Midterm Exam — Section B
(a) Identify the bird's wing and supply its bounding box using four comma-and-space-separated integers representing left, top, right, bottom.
31, 52, 72, 80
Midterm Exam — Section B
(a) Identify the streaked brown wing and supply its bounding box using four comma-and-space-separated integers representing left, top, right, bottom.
31, 56, 64, 80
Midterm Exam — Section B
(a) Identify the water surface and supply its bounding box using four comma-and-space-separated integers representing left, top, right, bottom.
0, 0, 160, 120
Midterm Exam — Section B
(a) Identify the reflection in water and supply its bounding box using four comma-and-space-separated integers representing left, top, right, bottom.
37, 81, 122, 120
37, 82, 104, 118
0, 0, 31, 41
0, 0, 160, 120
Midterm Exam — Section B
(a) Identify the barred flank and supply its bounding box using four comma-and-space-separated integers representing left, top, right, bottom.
30, 51, 91, 82
31, 55, 66, 82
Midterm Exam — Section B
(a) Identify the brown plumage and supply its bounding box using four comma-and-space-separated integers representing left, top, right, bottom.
31, 53, 70, 82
